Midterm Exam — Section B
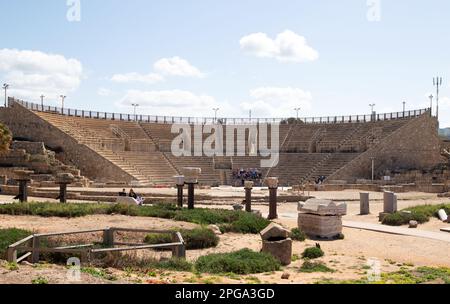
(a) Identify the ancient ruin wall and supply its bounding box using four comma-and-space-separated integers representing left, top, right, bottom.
328, 113, 443, 182
0, 102, 135, 183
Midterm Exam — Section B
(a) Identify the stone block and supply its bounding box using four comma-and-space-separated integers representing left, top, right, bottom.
261, 238, 292, 266
383, 191, 397, 213
360, 192, 370, 215
297, 213, 342, 238
298, 199, 347, 216
260, 223, 290, 241
182, 167, 201, 184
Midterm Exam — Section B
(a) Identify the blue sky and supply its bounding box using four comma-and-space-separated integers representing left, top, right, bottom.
1, 0, 450, 126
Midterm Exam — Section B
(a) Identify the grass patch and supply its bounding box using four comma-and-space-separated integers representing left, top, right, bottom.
195, 249, 281, 275
301, 246, 324, 259
81, 267, 117, 281
299, 261, 335, 273
315, 267, 450, 284
289, 228, 306, 242
31, 276, 49, 284
382, 204, 450, 226
0, 228, 33, 259
144, 227, 219, 250
0, 203, 270, 234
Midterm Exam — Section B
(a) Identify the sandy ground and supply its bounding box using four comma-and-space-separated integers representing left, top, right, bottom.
0, 190, 449, 284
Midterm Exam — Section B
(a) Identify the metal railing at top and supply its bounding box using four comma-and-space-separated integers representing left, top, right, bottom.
11, 98, 431, 125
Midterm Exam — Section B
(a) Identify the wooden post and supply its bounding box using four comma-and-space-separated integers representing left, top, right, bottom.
103, 228, 115, 247
7, 246, 17, 263
31, 236, 40, 263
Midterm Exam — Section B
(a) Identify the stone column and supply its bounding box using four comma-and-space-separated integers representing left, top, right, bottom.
56, 173, 74, 203
383, 191, 397, 213
266, 177, 279, 220
174, 176, 185, 208
360, 192, 370, 215
244, 181, 254, 212
14, 170, 33, 203
183, 168, 201, 210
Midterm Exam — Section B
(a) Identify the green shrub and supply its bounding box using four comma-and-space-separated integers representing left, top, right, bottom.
219, 213, 270, 234
382, 211, 428, 226
302, 247, 324, 259
182, 228, 219, 250
300, 261, 335, 273
383, 204, 450, 226
144, 227, 219, 250
0, 228, 33, 259
153, 258, 193, 271
290, 228, 306, 242
195, 249, 280, 274
31, 276, 49, 284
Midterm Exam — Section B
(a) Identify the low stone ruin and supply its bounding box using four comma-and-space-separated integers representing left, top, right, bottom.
260, 223, 292, 265
298, 199, 347, 239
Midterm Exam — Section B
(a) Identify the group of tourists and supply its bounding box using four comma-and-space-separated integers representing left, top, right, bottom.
232, 168, 263, 186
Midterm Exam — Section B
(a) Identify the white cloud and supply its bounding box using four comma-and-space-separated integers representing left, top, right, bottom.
154, 56, 205, 78
110, 56, 204, 85
0, 48, 83, 100
240, 87, 313, 117
240, 30, 319, 63
97, 87, 113, 97
111, 72, 163, 84
118, 89, 225, 117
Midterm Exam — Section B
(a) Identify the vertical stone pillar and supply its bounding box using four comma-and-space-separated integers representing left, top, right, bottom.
56, 173, 74, 203
174, 176, 185, 208
14, 170, 33, 203
265, 177, 279, 220
244, 181, 254, 212
187, 183, 195, 210
360, 192, 370, 215
18, 180, 29, 202
182, 168, 201, 210
383, 191, 397, 214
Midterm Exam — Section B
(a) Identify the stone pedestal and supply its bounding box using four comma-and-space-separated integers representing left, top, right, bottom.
262, 239, 292, 266
383, 191, 397, 213
182, 168, 201, 210
56, 173, 74, 203
297, 199, 347, 239
14, 170, 33, 203
297, 213, 343, 238
360, 192, 370, 215
187, 182, 196, 210
260, 223, 292, 265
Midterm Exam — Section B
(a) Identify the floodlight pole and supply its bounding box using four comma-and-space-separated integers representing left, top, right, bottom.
429, 95, 434, 115
402, 101, 406, 113
40, 95, 45, 111
213, 108, 219, 123
294, 107, 301, 120
60, 95, 66, 111
3, 83, 9, 107
433, 77, 443, 121
132, 103, 139, 121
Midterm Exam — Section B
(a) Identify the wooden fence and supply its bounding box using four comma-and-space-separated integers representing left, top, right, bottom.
6, 227, 185, 264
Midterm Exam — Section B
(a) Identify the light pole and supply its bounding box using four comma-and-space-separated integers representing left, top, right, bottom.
60, 95, 66, 111
3, 83, 9, 107
212, 108, 219, 123
369, 103, 376, 121
433, 76, 443, 121
429, 94, 434, 114
249, 109, 252, 122
402, 101, 406, 113
40, 95, 45, 110
294, 107, 301, 120
132, 103, 139, 120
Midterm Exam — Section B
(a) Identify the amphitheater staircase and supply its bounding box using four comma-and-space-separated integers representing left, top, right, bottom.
300, 123, 366, 184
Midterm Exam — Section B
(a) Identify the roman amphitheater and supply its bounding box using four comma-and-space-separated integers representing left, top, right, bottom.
0, 97, 448, 284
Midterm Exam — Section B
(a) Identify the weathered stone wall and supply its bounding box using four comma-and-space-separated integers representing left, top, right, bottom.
12, 141, 46, 155
0, 101, 135, 183
329, 114, 443, 182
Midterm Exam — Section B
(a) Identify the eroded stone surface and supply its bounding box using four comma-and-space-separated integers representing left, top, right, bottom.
260, 223, 289, 241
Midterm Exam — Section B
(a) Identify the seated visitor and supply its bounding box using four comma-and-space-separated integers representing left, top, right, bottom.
118, 189, 127, 197
129, 188, 137, 199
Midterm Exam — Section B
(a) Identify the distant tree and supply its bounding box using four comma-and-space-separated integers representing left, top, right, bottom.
0, 123, 12, 154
